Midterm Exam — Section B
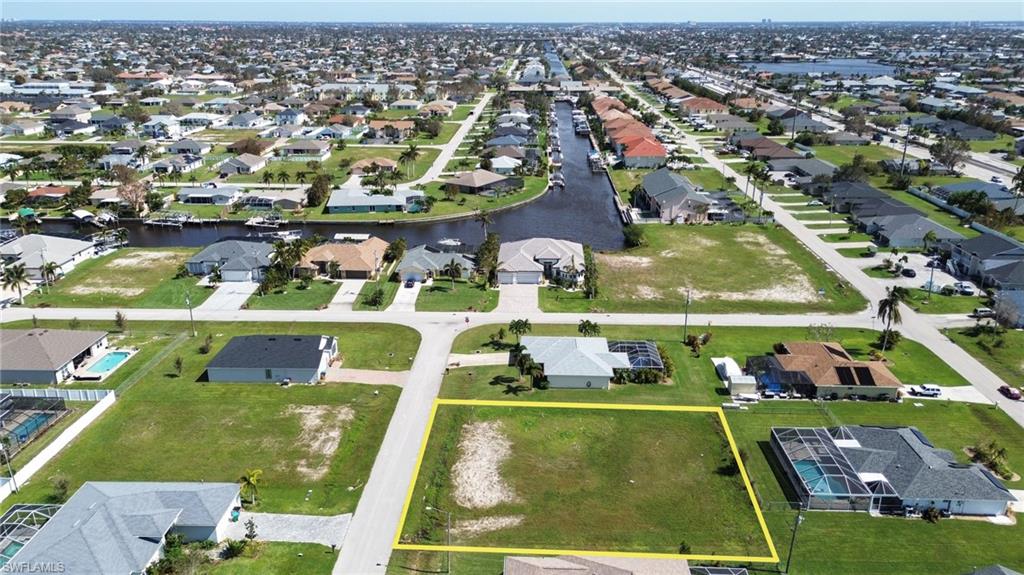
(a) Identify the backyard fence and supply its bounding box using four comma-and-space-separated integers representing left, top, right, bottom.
1, 388, 112, 402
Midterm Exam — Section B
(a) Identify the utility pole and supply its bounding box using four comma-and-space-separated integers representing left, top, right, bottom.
2, 444, 17, 493
784, 504, 805, 574
899, 115, 912, 177
184, 290, 197, 337
683, 289, 692, 340
425, 506, 451, 574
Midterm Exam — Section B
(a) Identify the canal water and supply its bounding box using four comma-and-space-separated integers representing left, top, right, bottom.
32, 102, 625, 251
743, 58, 896, 77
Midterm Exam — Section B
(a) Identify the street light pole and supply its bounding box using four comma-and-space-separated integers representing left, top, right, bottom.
683, 289, 691, 341
425, 506, 451, 574
184, 290, 197, 337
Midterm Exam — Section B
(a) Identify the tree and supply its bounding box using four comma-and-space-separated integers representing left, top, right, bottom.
114, 310, 128, 332
399, 144, 421, 179
929, 135, 970, 174
922, 230, 938, 254
442, 258, 464, 288
384, 237, 407, 263
1011, 164, 1024, 217
40, 261, 61, 293
365, 286, 386, 309
173, 356, 184, 377
877, 286, 909, 351
766, 117, 785, 136
276, 170, 291, 188
1, 264, 30, 305
508, 319, 532, 342
622, 224, 647, 248
833, 154, 870, 183
474, 209, 493, 241
844, 112, 868, 136
582, 245, 599, 299
261, 170, 274, 186
239, 468, 263, 505
112, 166, 147, 214
577, 319, 601, 337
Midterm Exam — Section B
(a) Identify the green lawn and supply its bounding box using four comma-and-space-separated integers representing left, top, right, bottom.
404, 122, 460, 146
539, 224, 867, 314
967, 134, 1017, 154
400, 403, 770, 557
904, 288, 987, 314
353, 278, 400, 311
9, 402, 89, 470
945, 325, 1024, 385
0, 320, 419, 515
203, 543, 336, 574
415, 278, 498, 312
837, 246, 877, 258
609, 168, 739, 205
244, 279, 341, 310
867, 175, 981, 239
24, 248, 215, 309
226, 147, 440, 185
819, 232, 875, 243
810, 145, 900, 166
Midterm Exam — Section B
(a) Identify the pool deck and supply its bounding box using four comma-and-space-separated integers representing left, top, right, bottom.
73, 347, 138, 382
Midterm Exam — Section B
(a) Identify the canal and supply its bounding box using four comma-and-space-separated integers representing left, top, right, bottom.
32, 102, 625, 251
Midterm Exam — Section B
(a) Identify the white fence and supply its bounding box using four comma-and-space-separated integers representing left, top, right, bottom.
3, 388, 111, 402
0, 390, 116, 503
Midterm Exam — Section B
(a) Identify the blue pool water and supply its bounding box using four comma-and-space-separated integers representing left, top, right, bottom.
12, 414, 53, 443
0, 541, 24, 566
88, 351, 130, 374
794, 459, 846, 495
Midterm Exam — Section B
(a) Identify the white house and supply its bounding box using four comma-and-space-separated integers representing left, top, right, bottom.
0, 233, 96, 281
0, 328, 109, 384
520, 336, 630, 389
177, 185, 242, 205
497, 237, 585, 285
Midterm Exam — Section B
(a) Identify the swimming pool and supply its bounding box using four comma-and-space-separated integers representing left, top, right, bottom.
0, 541, 24, 567
12, 413, 54, 444
88, 351, 131, 374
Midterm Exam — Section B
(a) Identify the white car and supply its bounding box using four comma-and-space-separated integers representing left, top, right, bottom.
954, 282, 976, 296
910, 384, 942, 398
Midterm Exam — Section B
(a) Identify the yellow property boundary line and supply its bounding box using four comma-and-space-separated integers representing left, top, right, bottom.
393, 399, 780, 564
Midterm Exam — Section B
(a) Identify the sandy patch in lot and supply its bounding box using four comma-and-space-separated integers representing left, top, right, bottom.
106, 250, 181, 269
286, 404, 355, 480
452, 420, 517, 510
68, 286, 145, 297
599, 254, 652, 269
679, 274, 819, 303
451, 515, 525, 538
736, 231, 787, 257
634, 285, 661, 299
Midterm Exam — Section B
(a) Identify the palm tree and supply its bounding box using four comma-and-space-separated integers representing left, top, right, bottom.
1, 264, 30, 305
295, 171, 308, 185
239, 468, 263, 505
742, 161, 760, 198
399, 144, 421, 179
1012, 165, 1024, 216
921, 230, 938, 254
261, 170, 274, 186
474, 209, 493, 241
41, 261, 61, 293
524, 359, 545, 388
877, 286, 909, 351
442, 258, 464, 289
135, 144, 151, 165
3, 163, 20, 182
577, 319, 601, 337
508, 318, 532, 342
276, 171, 291, 189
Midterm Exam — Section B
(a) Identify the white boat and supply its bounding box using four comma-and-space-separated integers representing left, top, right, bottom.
438, 237, 463, 247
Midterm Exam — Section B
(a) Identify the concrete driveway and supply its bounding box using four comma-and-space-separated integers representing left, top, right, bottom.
386, 280, 422, 312
224, 511, 350, 548
324, 366, 410, 386
329, 279, 367, 310
196, 281, 258, 311
496, 284, 540, 313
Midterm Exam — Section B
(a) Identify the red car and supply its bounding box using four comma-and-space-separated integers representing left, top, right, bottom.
998, 385, 1022, 401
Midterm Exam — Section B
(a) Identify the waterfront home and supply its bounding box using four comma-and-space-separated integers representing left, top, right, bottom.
497, 237, 584, 285
397, 245, 475, 282
325, 187, 425, 214
297, 237, 390, 278
177, 186, 243, 205
186, 239, 274, 281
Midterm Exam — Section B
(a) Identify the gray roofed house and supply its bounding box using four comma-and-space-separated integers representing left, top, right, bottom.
497, 238, 584, 285
206, 334, 337, 383
521, 336, 630, 389
185, 239, 273, 282
965, 567, 1023, 575
177, 185, 243, 205
325, 187, 425, 214
0, 328, 109, 384
861, 214, 963, 248
10, 482, 239, 575
219, 153, 268, 175
636, 167, 712, 223
0, 233, 96, 281
397, 245, 475, 282
167, 138, 212, 156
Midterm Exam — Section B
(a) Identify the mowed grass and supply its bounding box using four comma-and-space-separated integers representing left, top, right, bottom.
809, 144, 900, 166
416, 278, 498, 312
609, 167, 739, 204
0, 319, 419, 516
202, 543, 336, 574
447, 324, 969, 406
226, 146, 440, 184
24, 248, 214, 309
539, 224, 867, 314
945, 326, 1024, 385
400, 404, 771, 557
244, 279, 341, 310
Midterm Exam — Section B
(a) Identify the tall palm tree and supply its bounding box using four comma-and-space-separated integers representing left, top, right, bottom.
239, 468, 263, 505
295, 171, 308, 185
276, 171, 291, 189
1012, 165, 1024, 216
41, 261, 61, 293
508, 318, 532, 342
877, 286, 909, 351
577, 319, 601, 337
921, 230, 938, 254
261, 170, 274, 186
742, 161, 760, 198
442, 258, 464, 289
474, 209, 493, 241
2, 264, 30, 305
3, 163, 20, 182
399, 144, 421, 179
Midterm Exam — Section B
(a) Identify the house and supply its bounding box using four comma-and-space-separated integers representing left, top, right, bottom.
489, 155, 523, 175
730, 134, 803, 161
219, 153, 267, 176
279, 140, 331, 161
228, 112, 269, 129
350, 157, 398, 175
236, 188, 307, 210
325, 187, 425, 214
0, 233, 95, 280
0, 328, 108, 384
497, 238, 584, 285
2, 120, 44, 136
771, 426, 1015, 516
619, 135, 668, 168
948, 234, 1024, 289
677, 97, 728, 116
151, 154, 203, 175
53, 120, 96, 137
167, 138, 212, 156
863, 214, 962, 248
389, 99, 422, 110
8, 482, 240, 575
745, 341, 902, 400
767, 158, 837, 190
50, 105, 91, 123
177, 186, 242, 205
397, 245, 475, 282
297, 237, 390, 278
879, 159, 951, 176
366, 119, 416, 142
443, 169, 517, 195
178, 112, 227, 129
275, 108, 308, 126
141, 116, 181, 139
185, 239, 274, 281
636, 168, 713, 223
520, 336, 631, 389
828, 131, 870, 146
206, 335, 337, 383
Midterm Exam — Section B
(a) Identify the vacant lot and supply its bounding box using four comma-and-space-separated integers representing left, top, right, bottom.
810, 144, 899, 166
540, 224, 866, 314
416, 279, 498, 312
400, 403, 771, 557
245, 279, 341, 310
204, 543, 335, 574
946, 326, 1024, 386
0, 319, 418, 516
25, 248, 214, 309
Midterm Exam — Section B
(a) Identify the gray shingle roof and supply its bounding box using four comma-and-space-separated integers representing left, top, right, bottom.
206, 335, 334, 370
187, 240, 273, 272
397, 245, 475, 275
0, 328, 107, 371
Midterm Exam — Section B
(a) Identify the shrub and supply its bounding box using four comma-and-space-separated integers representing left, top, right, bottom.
921, 507, 941, 523
876, 329, 902, 350
222, 539, 248, 559
199, 333, 214, 355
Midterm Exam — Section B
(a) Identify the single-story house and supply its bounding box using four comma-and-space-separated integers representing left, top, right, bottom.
745, 341, 902, 400
861, 214, 962, 248
279, 140, 331, 161
297, 236, 390, 279
365, 119, 416, 142
520, 336, 631, 389
236, 188, 307, 210
324, 187, 425, 214
0, 328, 109, 384
497, 237, 584, 285
771, 425, 1016, 516
389, 99, 422, 110
2, 120, 44, 136
151, 154, 203, 175
206, 334, 337, 383
219, 153, 267, 176
636, 168, 713, 223
9, 482, 241, 574
167, 138, 212, 156
443, 169, 518, 195
185, 239, 273, 281
397, 245, 475, 282
0, 233, 96, 280
177, 185, 243, 205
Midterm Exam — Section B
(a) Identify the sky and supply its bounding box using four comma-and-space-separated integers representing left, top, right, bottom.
2, 0, 1023, 23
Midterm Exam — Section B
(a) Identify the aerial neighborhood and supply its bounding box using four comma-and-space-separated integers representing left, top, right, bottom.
0, 12, 1023, 575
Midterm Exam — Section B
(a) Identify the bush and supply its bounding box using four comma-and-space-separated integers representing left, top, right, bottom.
222, 539, 248, 559
199, 333, 213, 355
921, 507, 941, 523
876, 329, 902, 350
622, 224, 647, 248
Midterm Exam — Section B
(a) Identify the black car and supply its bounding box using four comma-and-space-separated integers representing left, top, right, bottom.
404, 280, 415, 288
901, 268, 917, 278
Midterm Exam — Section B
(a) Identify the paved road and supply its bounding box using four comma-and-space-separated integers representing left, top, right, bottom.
406, 91, 495, 187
